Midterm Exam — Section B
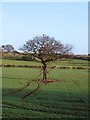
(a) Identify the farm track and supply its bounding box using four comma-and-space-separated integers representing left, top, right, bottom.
3, 82, 30, 96
22, 80, 40, 99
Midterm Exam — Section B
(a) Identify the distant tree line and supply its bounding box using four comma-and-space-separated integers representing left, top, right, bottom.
0, 42, 89, 61
0, 44, 34, 61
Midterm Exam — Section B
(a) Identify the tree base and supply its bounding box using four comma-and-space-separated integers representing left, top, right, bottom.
43, 79, 53, 84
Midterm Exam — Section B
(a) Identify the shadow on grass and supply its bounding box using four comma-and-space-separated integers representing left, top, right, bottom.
2, 88, 89, 119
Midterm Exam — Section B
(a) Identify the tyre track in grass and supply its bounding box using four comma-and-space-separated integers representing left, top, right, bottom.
22, 80, 40, 99
2, 78, 89, 118
64, 82, 85, 104
3, 82, 30, 96
3, 71, 42, 98
64, 82, 87, 118
71, 80, 88, 103
22, 78, 65, 99
22, 71, 43, 99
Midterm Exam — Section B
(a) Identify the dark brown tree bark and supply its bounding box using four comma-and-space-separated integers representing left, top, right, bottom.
43, 63, 47, 81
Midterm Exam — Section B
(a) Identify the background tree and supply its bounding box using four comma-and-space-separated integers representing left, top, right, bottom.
20, 34, 73, 82
2, 44, 15, 53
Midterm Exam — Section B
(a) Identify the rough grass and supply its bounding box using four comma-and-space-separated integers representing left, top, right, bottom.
2, 67, 89, 118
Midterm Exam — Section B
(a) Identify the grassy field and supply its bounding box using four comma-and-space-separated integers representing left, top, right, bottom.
1, 58, 89, 67
2, 63, 89, 119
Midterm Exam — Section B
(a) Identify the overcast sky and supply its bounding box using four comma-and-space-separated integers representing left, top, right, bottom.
2, 2, 88, 54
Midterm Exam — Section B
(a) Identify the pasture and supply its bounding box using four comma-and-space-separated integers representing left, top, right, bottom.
2, 58, 89, 67
1, 58, 89, 118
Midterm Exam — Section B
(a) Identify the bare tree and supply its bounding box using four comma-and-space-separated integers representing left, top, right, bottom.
20, 34, 73, 82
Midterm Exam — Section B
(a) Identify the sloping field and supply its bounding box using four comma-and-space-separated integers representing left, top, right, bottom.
2, 59, 89, 67
2, 67, 89, 119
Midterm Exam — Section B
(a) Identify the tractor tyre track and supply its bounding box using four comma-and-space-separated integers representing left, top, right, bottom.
22, 81, 40, 99
3, 82, 30, 96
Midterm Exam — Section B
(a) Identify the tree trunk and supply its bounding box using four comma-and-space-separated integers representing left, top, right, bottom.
43, 63, 47, 81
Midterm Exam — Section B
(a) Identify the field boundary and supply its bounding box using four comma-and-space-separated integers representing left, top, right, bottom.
0, 64, 90, 70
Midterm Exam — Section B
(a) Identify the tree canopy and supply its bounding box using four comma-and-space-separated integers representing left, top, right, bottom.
20, 34, 73, 62
20, 34, 73, 81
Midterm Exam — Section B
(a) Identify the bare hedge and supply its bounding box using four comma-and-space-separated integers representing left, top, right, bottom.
0, 64, 90, 70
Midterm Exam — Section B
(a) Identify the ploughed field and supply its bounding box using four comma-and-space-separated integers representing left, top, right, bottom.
1, 59, 89, 118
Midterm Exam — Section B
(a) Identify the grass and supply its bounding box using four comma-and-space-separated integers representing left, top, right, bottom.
49, 59, 89, 67
2, 67, 89, 118
2, 59, 42, 66
2, 58, 89, 67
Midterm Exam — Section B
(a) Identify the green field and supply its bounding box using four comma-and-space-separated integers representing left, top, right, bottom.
2, 58, 89, 67
1, 58, 89, 119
